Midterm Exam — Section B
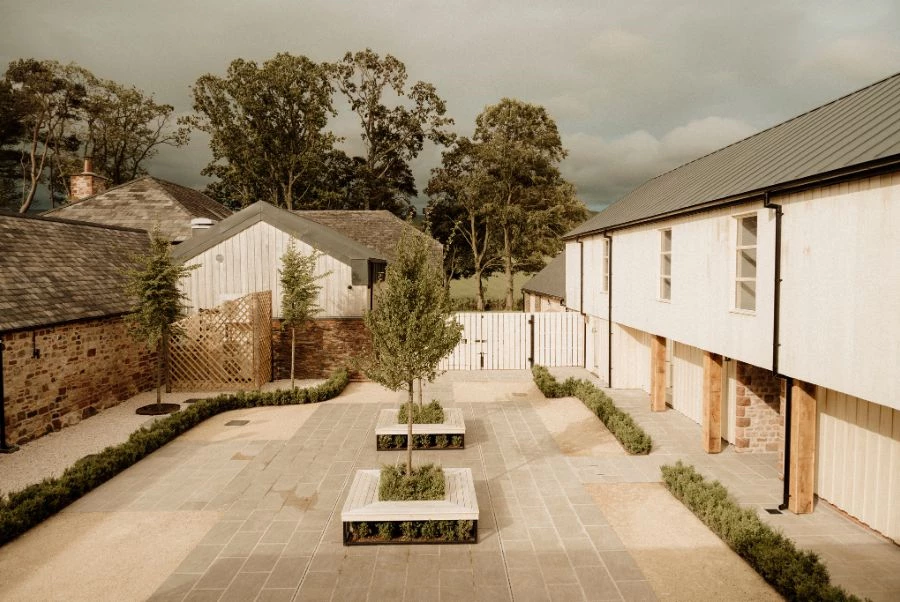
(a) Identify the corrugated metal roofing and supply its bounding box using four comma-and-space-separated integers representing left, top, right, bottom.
567, 72, 900, 238
521, 253, 566, 300
0, 214, 149, 332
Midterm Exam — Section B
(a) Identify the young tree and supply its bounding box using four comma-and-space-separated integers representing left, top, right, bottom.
280, 241, 326, 388
364, 231, 462, 474
184, 53, 338, 210
335, 48, 454, 217
124, 230, 196, 407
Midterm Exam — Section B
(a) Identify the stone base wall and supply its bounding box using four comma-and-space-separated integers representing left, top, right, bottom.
272, 318, 370, 380
734, 361, 785, 454
2, 316, 156, 446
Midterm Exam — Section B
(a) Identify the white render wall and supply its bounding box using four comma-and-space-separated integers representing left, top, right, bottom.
609, 201, 775, 370
581, 234, 609, 319
565, 241, 581, 312
779, 174, 900, 410
180, 221, 369, 319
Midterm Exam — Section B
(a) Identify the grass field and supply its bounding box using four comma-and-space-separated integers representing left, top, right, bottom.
449, 272, 532, 305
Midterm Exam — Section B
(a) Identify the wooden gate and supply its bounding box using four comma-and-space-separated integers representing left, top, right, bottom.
439, 312, 584, 370
168, 291, 272, 391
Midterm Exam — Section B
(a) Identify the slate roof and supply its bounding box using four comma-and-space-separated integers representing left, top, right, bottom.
296, 210, 443, 264
567, 72, 900, 238
43, 176, 231, 242
0, 213, 149, 333
521, 253, 566, 301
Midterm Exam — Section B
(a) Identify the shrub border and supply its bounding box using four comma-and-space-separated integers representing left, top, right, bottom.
343, 519, 477, 545
0, 369, 349, 548
376, 433, 464, 451
661, 461, 860, 602
531, 366, 652, 455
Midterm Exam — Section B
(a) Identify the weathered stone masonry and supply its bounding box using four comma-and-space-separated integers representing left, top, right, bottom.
2, 316, 156, 445
272, 318, 371, 380
734, 360, 785, 454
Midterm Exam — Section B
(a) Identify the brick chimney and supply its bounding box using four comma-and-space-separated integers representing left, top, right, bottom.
69, 158, 109, 201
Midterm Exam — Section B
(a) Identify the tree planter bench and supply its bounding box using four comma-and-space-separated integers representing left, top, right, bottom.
341, 468, 478, 545
375, 408, 465, 450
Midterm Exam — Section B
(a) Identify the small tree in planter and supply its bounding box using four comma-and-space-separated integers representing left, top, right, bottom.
124, 229, 197, 413
280, 241, 326, 388
364, 230, 462, 474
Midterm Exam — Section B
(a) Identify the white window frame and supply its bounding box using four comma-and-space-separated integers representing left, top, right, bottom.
602, 238, 610, 293
659, 228, 672, 301
734, 213, 757, 313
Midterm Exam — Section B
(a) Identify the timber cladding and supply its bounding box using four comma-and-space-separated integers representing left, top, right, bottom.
272, 318, 371, 380
1, 317, 156, 445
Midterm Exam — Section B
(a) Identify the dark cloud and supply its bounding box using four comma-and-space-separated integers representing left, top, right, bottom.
2, 0, 898, 211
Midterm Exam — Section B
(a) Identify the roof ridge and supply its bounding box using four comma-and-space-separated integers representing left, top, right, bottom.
0, 211, 149, 234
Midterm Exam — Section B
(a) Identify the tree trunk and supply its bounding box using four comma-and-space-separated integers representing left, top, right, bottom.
475, 266, 485, 311
155, 338, 163, 406
418, 378, 423, 408
407, 380, 414, 475
290, 327, 296, 389
503, 227, 514, 310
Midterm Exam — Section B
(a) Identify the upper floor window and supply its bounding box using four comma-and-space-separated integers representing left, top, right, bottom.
659, 228, 671, 301
602, 238, 610, 293
735, 215, 757, 311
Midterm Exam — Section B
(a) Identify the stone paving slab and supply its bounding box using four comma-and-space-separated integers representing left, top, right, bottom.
550, 366, 900, 602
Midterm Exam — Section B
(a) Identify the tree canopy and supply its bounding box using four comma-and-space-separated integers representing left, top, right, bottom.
1, 58, 188, 213
427, 98, 588, 309
184, 53, 337, 211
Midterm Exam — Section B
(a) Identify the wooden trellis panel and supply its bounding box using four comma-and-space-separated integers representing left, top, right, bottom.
169, 291, 272, 391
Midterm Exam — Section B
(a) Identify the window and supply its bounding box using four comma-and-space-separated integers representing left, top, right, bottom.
659, 229, 671, 300
602, 238, 610, 293
735, 215, 757, 311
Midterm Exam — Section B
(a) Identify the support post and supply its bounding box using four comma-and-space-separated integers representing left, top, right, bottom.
702, 352, 723, 453
650, 335, 667, 412
788, 380, 817, 514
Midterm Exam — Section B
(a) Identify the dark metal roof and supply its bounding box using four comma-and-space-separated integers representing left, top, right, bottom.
0, 213, 149, 332
172, 202, 388, 285
43, 176, 231, 242
567, 72, 900, 238
521, 253, 566, 300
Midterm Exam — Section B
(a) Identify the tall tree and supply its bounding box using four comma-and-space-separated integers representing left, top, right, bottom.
472, 98, 588, 308
335, 48, 454, 217
0, 79, 25, 211
364, 231, 462, 474
279, 241, 327, 389
4, 59, 87, 213
124, 230, 197, 407
2, 59, 190, 211
425, 138, 502, 309
83, 79, 189, 185
185, 53, 337, 210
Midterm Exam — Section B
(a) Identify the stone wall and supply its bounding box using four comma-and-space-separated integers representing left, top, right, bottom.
2, 316, 156, 445
272, 318, 370, 380
734, 361, 785, 454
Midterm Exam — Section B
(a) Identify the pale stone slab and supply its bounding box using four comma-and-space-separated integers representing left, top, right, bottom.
375, 408, 465, 436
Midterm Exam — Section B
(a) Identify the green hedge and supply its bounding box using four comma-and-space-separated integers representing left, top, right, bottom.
531, 366, 652, 455
0, 369, 349, 547
379, 463, 445, 501
398, 400, 444, 424
346, 519, 475, 544
661, 461, 860, 602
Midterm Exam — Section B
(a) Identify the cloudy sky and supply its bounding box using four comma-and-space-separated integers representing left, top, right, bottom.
2, 0, 898, 211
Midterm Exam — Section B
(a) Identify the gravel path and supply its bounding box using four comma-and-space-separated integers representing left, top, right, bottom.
0, 380, 322, 497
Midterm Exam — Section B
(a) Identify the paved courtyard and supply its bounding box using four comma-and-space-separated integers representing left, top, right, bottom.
0, 370, 896, 601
